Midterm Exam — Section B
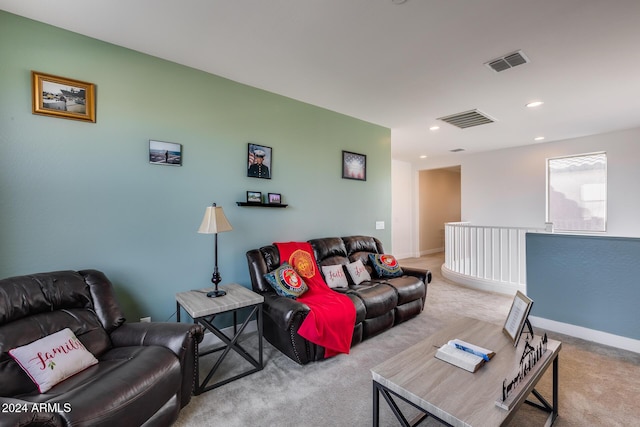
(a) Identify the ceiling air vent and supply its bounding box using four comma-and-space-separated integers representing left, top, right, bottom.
450, 148, 465, 153
437, 109, 495, 129
485, 50, 529, 72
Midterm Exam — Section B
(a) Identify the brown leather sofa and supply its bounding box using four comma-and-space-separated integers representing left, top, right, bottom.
0, 269, 204, 427
246, 235, 431, 365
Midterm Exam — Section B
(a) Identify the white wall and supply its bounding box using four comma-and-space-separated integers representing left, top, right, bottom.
459, 127, 640, 236
391, 159, 416, 259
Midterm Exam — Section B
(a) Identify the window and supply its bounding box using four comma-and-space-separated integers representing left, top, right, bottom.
546, 152, 607, 232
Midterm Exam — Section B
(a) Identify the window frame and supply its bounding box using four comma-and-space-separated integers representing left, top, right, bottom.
545, 151, 607, 233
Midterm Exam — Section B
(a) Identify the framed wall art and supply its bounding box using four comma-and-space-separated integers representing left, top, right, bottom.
32, 71, 96, 123
342, 150, 366, 181
247, 191, 262, 203
268, 193, 281, 204
247, 143, 272, 179
149, 140, 182, 166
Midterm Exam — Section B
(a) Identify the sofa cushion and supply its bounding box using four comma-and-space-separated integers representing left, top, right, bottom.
347, 283, 398, 318
309, 237, 350, 267
0, 309, 113, 396
18, 346, 181, 426
369, 254, 403, 278
264, 263, 308, 298
384, 275, 427, 305
345, 260, 371, 285
8, 328, 98, 393
321, 264, 348, 289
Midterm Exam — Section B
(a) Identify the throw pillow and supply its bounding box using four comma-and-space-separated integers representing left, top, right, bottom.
368, 253, 403, 278
321, 264, 348, 289
8, 328, 99, 393
264, 262, 309, 298
345, 259, 372, 285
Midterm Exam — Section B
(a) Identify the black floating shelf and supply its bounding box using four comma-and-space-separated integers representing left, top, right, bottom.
237, 202, 288, 208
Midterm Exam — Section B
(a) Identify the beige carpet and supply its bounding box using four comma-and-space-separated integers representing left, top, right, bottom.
174, 253, 640, 426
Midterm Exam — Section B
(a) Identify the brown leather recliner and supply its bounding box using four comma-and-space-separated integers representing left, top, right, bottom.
246, 235, 431, 365
0, 269, 204, 427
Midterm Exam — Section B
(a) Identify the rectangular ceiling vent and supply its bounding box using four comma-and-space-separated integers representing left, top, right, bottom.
485, 50, 529, 72
438, 109, 495, 129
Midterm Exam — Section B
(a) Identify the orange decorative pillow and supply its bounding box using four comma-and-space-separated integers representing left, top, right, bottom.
9, 328, 98, 393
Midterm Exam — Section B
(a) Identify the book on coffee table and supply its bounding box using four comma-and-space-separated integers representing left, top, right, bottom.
435, 339, 494, 373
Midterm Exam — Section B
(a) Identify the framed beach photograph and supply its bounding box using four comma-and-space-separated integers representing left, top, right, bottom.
342, 151, 366, 181
32, 71, 96, 123
247, 143, 272, 179
149, 140, 182, 166
268, 193, 281, 204
503, 291, 534, 347
247, 191, 262, 203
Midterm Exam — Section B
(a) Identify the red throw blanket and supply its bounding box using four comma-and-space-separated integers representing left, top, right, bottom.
275, 242, 356, 358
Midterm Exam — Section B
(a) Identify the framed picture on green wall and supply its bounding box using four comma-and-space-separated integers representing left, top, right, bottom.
247, 143, 272, 179
342, 150, 366, 181
149, 140, 182, 166
32, 71, 96, 123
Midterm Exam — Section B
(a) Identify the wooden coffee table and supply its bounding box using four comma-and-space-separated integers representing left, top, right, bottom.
371, 317, 561, 426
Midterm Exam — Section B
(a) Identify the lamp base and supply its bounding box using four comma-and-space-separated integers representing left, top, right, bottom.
206, 289, 226, 298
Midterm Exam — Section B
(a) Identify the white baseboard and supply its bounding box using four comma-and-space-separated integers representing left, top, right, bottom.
200, 320, 258, 349
441, 264, 524, 296
530, 316, 640, 354
420, 247, 444, 256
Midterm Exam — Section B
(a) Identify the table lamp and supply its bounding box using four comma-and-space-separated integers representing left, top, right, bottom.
198, 202, 233, 297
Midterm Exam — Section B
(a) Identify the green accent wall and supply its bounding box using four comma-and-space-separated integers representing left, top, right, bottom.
0, 11, 391, 322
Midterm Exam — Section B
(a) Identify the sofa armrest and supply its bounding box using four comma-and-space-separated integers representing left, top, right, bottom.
262, 292, 310, 331
109, 322, 204, 408
0, 397, 61, 427
402, 266, 432, 284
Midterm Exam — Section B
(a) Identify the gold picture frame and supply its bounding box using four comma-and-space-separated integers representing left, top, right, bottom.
32, 71, 96, 123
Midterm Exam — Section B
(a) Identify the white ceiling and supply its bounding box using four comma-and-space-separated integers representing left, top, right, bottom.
3, 0, 640, 165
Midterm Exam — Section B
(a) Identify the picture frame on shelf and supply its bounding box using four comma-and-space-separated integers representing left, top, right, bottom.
149, 140, 182, 166
32, 71, 96, 123
247, 191, 262, 203
247, 143, 272, 179
342, 150, 366, 181
268, 193, 281, 204
503, 291, 534, 347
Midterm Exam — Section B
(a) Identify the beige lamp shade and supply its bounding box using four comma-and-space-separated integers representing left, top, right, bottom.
198, 205, 233, 234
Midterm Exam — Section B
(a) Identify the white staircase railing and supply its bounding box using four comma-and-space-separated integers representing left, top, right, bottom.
443, 222, 544, 295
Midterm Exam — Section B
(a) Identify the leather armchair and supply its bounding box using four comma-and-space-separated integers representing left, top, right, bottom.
0, 269, 204, 427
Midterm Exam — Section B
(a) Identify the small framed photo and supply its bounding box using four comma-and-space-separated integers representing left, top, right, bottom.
503, 291, 534, 347
342, 151, 366, 181
247, 143, 272, 179
149, 140, 182, 166
247, 191, 262, 203
32, 71, 96, 123
268, 193, 281, 204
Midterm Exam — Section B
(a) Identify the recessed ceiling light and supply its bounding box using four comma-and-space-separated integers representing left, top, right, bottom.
534, 136, 545, 141
429, 126, 440, 131
526, 101, 544, 108
419, 155, 428, 159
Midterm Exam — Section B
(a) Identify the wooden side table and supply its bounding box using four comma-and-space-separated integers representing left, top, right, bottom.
176, 283, 264, 394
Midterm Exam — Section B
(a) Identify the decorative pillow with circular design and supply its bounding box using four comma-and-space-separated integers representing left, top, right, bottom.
264, 262, 309, 298
368, 253, 403, 278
